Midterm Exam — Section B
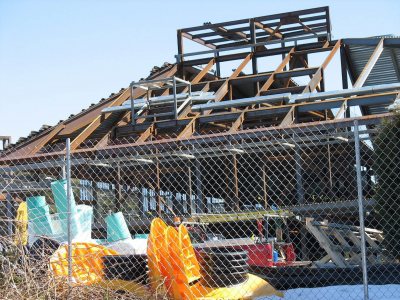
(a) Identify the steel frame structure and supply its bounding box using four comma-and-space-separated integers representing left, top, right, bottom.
0, 7, 399, 218
1, 7, 399, 157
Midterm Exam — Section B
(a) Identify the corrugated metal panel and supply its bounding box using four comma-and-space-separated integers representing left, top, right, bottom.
347, 42, 400, 115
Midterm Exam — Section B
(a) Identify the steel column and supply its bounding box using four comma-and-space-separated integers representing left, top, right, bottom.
65, 138, 72, 286
294, 146, 304, 204
354, 120, 369, 300
194, 160, 204, 213
6, 193, 14, 237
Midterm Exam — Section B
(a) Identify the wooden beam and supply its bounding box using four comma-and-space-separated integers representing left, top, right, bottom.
28, 124, 65, 155
305, 218, 348, 268
350, 39, 384, 116
213, 52, 253, 104
353, 38, 384, 88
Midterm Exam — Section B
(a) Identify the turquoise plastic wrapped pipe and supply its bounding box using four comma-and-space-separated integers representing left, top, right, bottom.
106, 212, 131, 242
51, 179, 78, 234
51, 179, 77, 216
26, 196, 54, 236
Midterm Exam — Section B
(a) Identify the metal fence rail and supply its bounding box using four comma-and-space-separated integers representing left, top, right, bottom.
0, 115, 399, 300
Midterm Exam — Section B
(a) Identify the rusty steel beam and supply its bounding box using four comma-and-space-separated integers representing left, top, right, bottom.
258, 48, 295, 96
28, 124, 65, 155
136, 59, 215, 143
182, 32, 216, 49
176, 53, 253, 139
92, 66, 178, 147
228, 49, 294, 132
177, 117, 197, 140
303, 39, 341, 93
254, 21, 283, 39
211, 26, 249, 42
353, 38, 384, 88
228, 111, 245, 133
280, 106, 296, 126
136, 124, 155, 143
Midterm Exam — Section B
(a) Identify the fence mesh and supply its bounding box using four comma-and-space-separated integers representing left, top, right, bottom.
0, 115, 399, 299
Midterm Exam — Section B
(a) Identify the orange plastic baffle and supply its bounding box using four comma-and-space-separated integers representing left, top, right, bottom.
147, 218, 171, 292
50, 242, 118, 285
178, 224, 201, 283
166, 225, 196, 300
147, 218, 284, 300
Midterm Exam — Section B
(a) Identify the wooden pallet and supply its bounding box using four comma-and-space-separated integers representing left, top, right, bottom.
305, 218, 385, 267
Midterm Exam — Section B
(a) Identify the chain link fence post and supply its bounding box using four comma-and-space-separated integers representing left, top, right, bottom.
354, 119, 369, 300
5, 193, 14, 237
66, 138, 73, 292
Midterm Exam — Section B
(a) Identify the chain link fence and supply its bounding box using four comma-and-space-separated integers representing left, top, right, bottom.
0, 115, 399, 299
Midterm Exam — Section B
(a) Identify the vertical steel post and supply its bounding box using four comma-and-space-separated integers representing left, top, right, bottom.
354, 120, 369, 300
195, 160, 204, 213
66, 138, 72, 286
187, 162, 194, 215
173, 77, 178, 119
130, 84, 135, 126
6, 193, 14, 236
215, 52, 221, 78
62, 165, 66, 180
294, 146, 304, 204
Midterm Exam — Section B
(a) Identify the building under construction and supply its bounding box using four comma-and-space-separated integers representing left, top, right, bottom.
1, 6, 399, 231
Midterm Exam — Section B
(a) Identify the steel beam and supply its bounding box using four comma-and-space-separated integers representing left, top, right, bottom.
303, 39, 341, 93
353, 38, 384, 88
70, 66, 177, 150
28, 124, 65, 155
181, 32, 216, 49
176, 53, 253, 139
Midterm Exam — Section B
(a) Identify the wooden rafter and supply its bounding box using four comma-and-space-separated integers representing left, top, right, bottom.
228, 111, 245, 133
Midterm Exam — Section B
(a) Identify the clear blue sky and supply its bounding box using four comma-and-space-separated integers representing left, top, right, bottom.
0, 0, 399, 142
